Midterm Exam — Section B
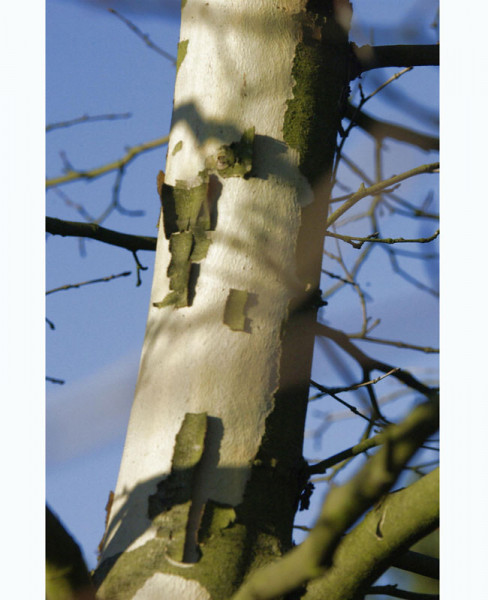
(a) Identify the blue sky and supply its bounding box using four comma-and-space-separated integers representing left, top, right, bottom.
43, 0, 444, 572
0, 2, 465, 598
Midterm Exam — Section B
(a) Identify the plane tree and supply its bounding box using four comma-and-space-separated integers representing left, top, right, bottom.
46, 2, 439, 599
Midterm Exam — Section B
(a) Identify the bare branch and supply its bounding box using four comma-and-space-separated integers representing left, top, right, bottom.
327, 162, 439, 228
335, 155, 439, 220
365, 67, 413, 102
131, 251, 149, 287
92, 166, 145, 227
382, 244, 439, 297
344, 102, 439, 152
350, 44, 439, 79
109, 8, 177, 65
308, 430, 386, 475
46, 112, 132, 133
367, 585, 438, 600
391, 550, 439, 580
310, 379, 376, 424
46, 135, 169, 188
52, 187, 96, 222
46, 271, 132, 296
347, 335, 439, 354
313, 368, 400, 397
46, 217, 157, 252
46, 376, 65, 385
325, 229, 439, 249
316, 323, 436, 398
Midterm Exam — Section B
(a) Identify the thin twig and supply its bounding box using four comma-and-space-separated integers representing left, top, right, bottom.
382, 244, 439, 297
348, 335, 439, 354
46, 112, 131, 133
108, 8, 177, 65
308, 429, 387, 475
46, 271, 131, 295
51, 188, 96, 222
46, 376, 65, 385
325, 229, 439, 249
132, 251, 148, 287
390, 248, 438, 260
343, 102, 439, 151
92, 166, 145, 227
334, 154, 439, 220
322, 268, 358, 286
112, 168, 144, 217
367, 585, 438, 600
310, 380, 374, 424
327, 162, 439, 228
322, 240, 373, 301
316, 323, 436, 398
313, 368, 400, 396
365, 67, 413, 101
332, 65, 418, 191
46, 135, 169, 188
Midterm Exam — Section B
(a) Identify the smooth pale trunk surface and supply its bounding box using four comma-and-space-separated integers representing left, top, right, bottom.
101, 0, 312, 561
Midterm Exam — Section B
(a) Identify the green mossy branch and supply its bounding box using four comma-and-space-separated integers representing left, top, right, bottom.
231, 398, 438, 600
46, 505, 96, 600
304, 468, 439, 600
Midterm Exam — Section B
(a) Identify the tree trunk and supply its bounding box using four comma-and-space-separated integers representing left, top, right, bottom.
96, 1, 351, 598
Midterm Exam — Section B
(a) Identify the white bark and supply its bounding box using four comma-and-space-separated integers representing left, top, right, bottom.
133, 573, 211, 600
98, 1, 319, 596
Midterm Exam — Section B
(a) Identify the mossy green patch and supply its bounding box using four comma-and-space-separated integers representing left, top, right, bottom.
96, 525, 250, 600
205, 127, 255, 178
283, 11, 350, 185
172, 140, 183, 156
176, 39, 189, 75
148, 413, 208, 562
153, 231, 193, 308
154, 180, 213, 308
172, 412, 208, 470
223, 289, 249, 332
199, 501, 236, 544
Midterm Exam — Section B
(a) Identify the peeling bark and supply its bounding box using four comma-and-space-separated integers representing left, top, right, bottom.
96, 2, 351, 597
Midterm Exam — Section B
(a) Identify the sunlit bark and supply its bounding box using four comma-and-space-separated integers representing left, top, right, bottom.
96, 1, 351, 597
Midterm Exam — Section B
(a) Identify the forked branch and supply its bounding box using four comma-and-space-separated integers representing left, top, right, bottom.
232, 401, 439, 600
